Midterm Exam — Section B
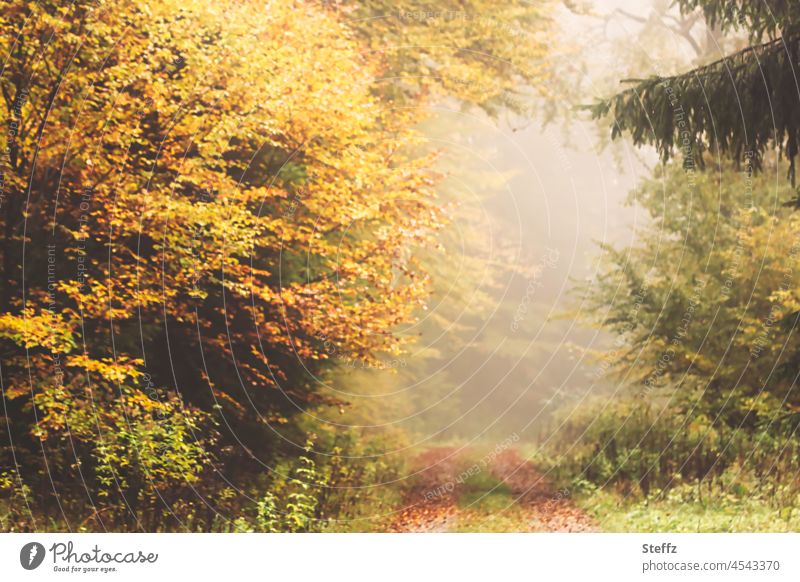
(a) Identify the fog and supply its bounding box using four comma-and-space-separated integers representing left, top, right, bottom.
318, 0, 709, 445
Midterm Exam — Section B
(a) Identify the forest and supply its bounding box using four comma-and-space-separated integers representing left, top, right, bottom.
1, 0, 799, 533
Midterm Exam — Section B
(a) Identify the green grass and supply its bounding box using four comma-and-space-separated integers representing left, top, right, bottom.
453, 471, 532, 532
578, 486, 800, 532
317, 486, 406, 532
457, 471, 512, 507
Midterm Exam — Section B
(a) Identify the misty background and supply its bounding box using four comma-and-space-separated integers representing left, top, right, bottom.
312, 0, 737, 448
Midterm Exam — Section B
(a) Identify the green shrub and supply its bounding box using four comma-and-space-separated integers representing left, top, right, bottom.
542, 397, 800, 500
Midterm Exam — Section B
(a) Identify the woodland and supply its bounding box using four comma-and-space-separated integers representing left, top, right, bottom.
1, 0, 799, 532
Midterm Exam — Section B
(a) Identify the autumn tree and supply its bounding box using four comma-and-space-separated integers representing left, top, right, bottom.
1, 0, 442, 529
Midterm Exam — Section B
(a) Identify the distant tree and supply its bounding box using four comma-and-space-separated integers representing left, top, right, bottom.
346, 0, 553, 116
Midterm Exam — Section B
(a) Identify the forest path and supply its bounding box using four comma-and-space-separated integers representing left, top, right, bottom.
389, 446, 595, 532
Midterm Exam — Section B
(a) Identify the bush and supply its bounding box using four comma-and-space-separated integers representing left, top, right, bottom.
541, 397, 800, 500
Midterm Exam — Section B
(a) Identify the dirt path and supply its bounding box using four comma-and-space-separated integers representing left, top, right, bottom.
390, 447, 595, 532
388, 447, 461, 532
